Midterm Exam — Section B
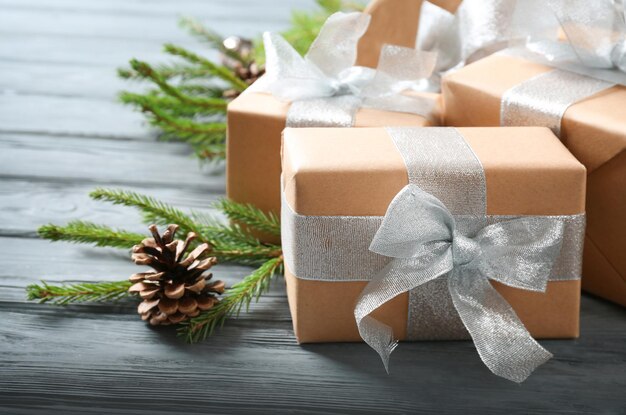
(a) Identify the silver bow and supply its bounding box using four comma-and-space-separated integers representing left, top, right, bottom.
415, 0, 522, 91
509, 0, 626, 85
355, 184, 565, 383
255, 12, 438, 126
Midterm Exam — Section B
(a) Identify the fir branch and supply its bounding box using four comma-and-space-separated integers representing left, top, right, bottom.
197, 143, 226, 159
118, 64, 211, 81
127, 93, 225, 134
163, 44, 249, 90
216, 199, 280, 236
26, 280, 132, 305
120, 92, 226, 117
178, 17, 229, 53
38, 222, 143, 249
128, 59, 230, 110
179, 256, 283, 343
89, 189, 205, 240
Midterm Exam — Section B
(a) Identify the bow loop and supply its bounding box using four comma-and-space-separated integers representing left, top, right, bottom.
474, 217, 564, 291
305, 12, 370, 78
415, 0, 524, 91
357, 184, 565, 382
611, 38, 626, 72
369, 185, 454, 259
259, 12, 437, 122
510, 0, 626, 85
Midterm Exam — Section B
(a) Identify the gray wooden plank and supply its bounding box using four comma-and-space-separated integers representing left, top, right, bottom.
0, 61, 145, 99
0, 36, 210, 68
0, 2, 306, 42
0, 95, 151, 139
0, 180, 221, 237
0, 0, 307, 16
0, 295, 624, 414
0, 133, 226, 189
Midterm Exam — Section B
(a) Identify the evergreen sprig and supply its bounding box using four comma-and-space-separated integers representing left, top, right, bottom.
27, 280, 132, 305
216, 199, 280, 236
89, 188, 203, 239
38, 221, 144, 249
33, 188, 284, 337
29, 0, 363, 339
179, 256, 283, 343
118, 0, 362, 161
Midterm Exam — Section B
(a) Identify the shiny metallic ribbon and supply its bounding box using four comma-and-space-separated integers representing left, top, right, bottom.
281, 127, 585, 382
415, 0, 523, 91
509, 0, 626, 85
501, 69, 614, 136
500, 0, 625, 135
250, 12, 438, 127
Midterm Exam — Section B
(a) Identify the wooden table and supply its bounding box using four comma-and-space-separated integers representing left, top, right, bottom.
1, 1, 625, 413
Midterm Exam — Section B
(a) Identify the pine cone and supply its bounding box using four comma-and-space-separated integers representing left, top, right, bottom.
220, 35, 265, 99
128, 224, 224, 326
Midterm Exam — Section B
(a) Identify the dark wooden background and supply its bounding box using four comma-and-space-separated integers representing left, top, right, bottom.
0, 0, 625, 413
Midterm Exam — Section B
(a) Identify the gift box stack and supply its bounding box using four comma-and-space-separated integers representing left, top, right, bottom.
226, 0, 625, 382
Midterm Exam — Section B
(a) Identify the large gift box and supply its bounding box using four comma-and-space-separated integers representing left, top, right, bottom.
227, 12, 441, 239
281, 126, 586, 381
442, 54, 626, 306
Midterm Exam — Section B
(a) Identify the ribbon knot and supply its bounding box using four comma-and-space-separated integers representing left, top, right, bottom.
355, 184, 565, 382
611, 39, 626, 72
252, 12, 438, 125
451, 231, 481, 266
510, 0, 626, 85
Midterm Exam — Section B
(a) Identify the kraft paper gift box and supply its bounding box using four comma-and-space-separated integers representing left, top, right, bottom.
227, 12, 441, 239
442, 54, 626, 306
356, 0, 462, 68
281, 126, 586, 382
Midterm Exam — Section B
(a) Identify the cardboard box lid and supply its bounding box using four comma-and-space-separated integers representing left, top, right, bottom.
282, 127, 586, 217
443, 54, 626, 173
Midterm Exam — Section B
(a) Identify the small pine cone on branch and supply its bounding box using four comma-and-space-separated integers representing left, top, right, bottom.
128, 224, 225, 326
220, 35, 265, 99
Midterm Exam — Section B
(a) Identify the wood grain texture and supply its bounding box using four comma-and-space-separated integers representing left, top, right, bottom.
0, 0, 625, 413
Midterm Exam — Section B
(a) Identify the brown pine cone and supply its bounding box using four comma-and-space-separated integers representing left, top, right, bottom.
128, 224, 224, 326
220, 36, 264, 100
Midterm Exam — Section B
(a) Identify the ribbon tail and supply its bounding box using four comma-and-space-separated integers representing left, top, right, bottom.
448, 270, 552, 383
355, 249, 453, 373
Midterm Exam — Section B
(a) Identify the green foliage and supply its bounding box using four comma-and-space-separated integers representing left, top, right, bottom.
216, 198, 280, 236
38, 221, 144, 249
89, 188, 204, 239
26, 280, 132, 305
119, 0, 363, 161
31, 1, 367, 337
179, 256, 283, 343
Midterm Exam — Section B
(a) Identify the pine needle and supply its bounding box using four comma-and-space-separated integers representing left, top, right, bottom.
179, 256, 283, 343
38, 222, 144, 249
27, 280, 132, 305
89, 189, 204, 240
215, 199, 281, 236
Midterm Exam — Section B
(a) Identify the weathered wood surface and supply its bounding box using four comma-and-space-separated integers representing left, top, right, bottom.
0, 0, 625, 413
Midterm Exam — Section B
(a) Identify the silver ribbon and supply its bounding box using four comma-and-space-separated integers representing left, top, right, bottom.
500, 0, 625, 135
281, 127, 585, 382
509, 0, 626, 86
501, 69, 614, 136
253, 12, 438, 126
415, 0, 523, 91
355, 184, 562, 383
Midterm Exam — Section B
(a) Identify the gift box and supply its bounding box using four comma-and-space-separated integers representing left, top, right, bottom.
227, 12, 441, 240
356, 0, 462, 68
281, 126, 586, 381
442, 54, 626, 306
